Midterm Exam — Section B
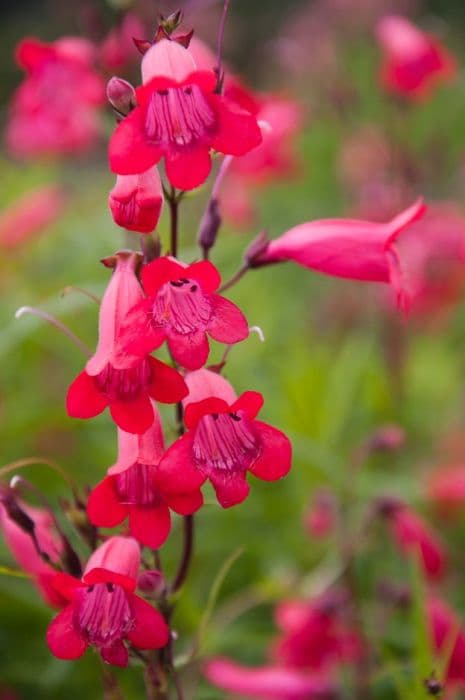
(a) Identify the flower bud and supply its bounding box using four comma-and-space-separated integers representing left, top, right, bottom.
138, 569, 165, 595
197, 198, 221, 254
106, 76, 136, 117
244, 230, 271, 268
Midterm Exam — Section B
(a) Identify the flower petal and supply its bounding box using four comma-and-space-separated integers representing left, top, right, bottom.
148, 357, 188, 403
232, 391, 264, 419
164, 490, 204, 515
249, 421, 292, 481
157, 433, 206, 493
46, 605, 87, 660
101, 641, 129, 667
109, 108, 162, 175
87, 477, 128, 528
210, 96, 262, 156
141, 257, 185, 296
186, 261, 221, 293
165, 147, 212, 191
127, 594, 170, 649
208, 295, 249, 344
110, 395, 154, 434
209, 470, 250, 508
66, 371, 108, 419
128, 505, 171, 549
167, 331, 210, 370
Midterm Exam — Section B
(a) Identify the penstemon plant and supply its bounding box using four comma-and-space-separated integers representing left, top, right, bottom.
5, 2, 465, 699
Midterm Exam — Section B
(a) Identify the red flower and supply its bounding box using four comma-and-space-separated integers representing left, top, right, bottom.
121, 257, 249, 370
109, 39, 262, 191
66, 251, 187, 434
376, 15, 456, 100
157, 370, 291, 507
428, 597, 465, 687
46, 537, 169, 666
87, 407, 203, 548
109, 166, 164, 234
252, 199, 426, 311
381, 500, 447, 581
204, 658, 338, 700
7, 37, 104, 158
273, 593, 362, 671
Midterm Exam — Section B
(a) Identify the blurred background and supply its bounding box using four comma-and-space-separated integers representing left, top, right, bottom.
2, 0, 465, 698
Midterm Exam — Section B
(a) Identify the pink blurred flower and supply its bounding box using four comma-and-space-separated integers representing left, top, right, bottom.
381, 500, 447, 581
376, 15, 456, 100
427, 464, 465, 513
109, 166, 164, 234
99, 13, 145, 71
0, 498, 64, 607
252, 199, 426, 311
204, 658, 338, 699
428, 597, 465, 687
273, 592, 362, 670
304, 490, 335, 539
395, 203, 465, 316
0, 185, 66, 249
6, 37, 105, 158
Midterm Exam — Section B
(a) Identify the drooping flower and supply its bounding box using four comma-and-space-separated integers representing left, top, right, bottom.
204, 658, 338, 700
379, 499, 447, 581
66, 251, 187, 434
428, 597, 465, 687
273, 592, 362, 671
376, 15, 456, 100
121, 257, 249, 370
87, 405, 203, 548
109, 38, 262, 191
109, 166, 164, 234
46, 536, 169, 666
250, 199, 426, 311
0, 496, 65, 607
6, 37, 104, 158
157, 369, 291, 507
0, 185, 66, 250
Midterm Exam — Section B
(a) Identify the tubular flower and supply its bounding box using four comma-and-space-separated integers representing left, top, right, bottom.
121, 257, 249, 370
46, 536, 169, 666
381, 500, 447, 581
87, 406, 203, 548
6, 37, 104, 158
252, 199, 426, 311
273, 593, 362, 671
0, 185, 66, 250
109, 38, 262, 191
109, 166, 163, 234
66, 251, 187, 434
376, 15, 456, 100
0, 499, 64, 608
157, 370, 292, 507
204, 658, 338, 700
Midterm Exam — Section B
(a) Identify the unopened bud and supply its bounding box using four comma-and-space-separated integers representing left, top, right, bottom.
244, 230, 270, 268
138, 569, 165, 595
106, 77, 136, 117
198, 198, 221, 254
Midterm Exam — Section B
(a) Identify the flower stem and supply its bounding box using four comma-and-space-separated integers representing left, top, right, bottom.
218, 264, 248, 293
171, 514, 195, 594
168, 186, 180, 258
214, 0, 231, 93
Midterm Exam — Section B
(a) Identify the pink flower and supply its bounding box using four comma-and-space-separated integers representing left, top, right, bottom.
204, 658, 338, 700
66, 251, 187, 434
273, 593, 362, 670
157, 370, 291, 507
0, 499, 64, 607
376, 15, 456, 100
252, 199, 426, 310
428, 597, 465, 687
109, 38, 262, 191
427, 464, 465, 512
0, 185, 66, 249
394, 203, 465, 316
381, 500, 447, 581
87, 406, 203, 548
109, 166, 164, 234
6, 37, 104, 158
46, 536, 169, 666
121, 256, 249, 370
